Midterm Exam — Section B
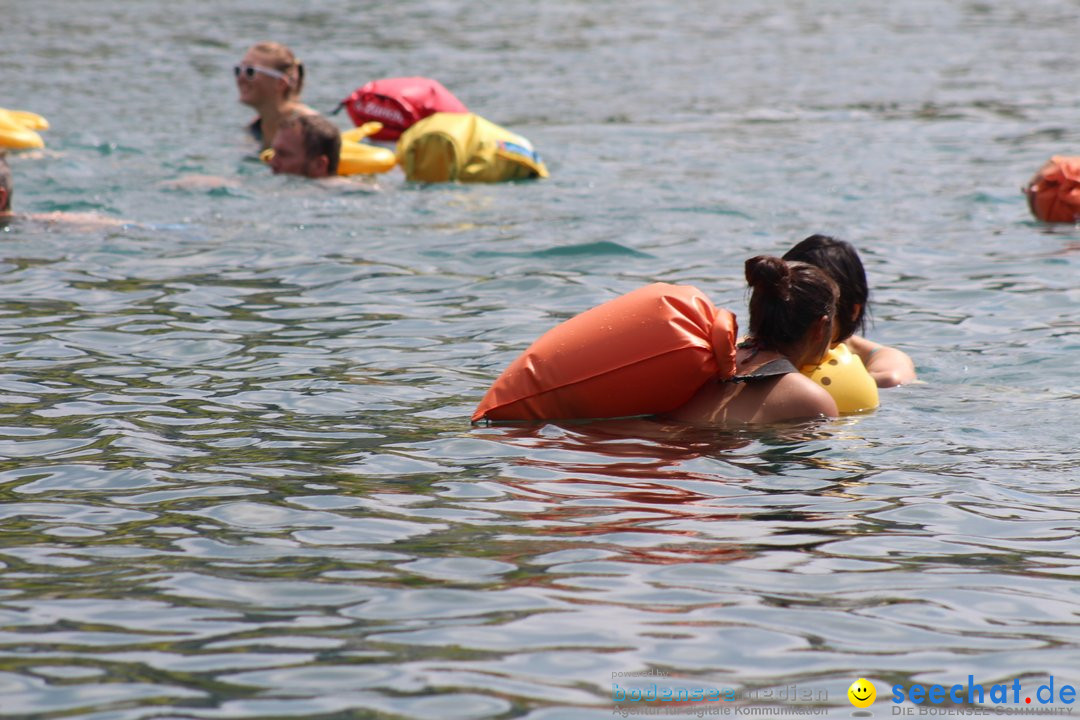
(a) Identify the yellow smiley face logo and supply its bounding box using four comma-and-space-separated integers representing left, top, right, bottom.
848, 678, 876, 708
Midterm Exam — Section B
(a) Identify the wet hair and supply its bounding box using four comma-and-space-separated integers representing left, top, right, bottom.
745, 255, 838, 355
0, 153, 12, 212
284, 114, 341, 176
782, 235, 868, 341
250, 41, 305, 98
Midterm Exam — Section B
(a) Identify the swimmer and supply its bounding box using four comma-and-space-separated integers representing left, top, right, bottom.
665, 256, 840, 425
783, 235, 916, 387
0, 153, 128, 229
235, 41, 317, 150
0, 153, 12, 218
268, 114, 341, 179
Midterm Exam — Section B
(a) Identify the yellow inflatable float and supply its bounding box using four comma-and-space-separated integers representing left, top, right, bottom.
260, 121, 397, 176
338, 122, 397, 175
0, 108, 50, 150
801, 342, 880, 413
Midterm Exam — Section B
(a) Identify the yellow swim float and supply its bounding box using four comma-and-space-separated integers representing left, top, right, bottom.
259, 121, 397, 176
338, 123, 397, 175
0, 107, 50, 150
801, 342, 880, 413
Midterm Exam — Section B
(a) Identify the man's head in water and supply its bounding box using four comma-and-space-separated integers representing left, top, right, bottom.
0, 154, 13, 215
269, 114, 340, 178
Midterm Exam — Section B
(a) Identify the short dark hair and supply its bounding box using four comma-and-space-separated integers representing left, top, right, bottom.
782, 235, 869, 341
745, 255, 838, 356
0, 153, 12, 212
285, 114, 341, 176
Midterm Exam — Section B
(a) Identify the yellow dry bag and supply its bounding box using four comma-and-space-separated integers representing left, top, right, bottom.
396, 112, 548, 183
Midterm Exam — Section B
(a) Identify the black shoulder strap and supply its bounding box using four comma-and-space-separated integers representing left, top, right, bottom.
730, 357, 798, 383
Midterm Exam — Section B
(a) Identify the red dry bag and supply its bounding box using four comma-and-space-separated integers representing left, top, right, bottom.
338, 77, 468, 142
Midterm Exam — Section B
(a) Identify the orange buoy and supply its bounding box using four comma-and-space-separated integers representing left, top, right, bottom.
472, 283, 738, 422
1024, 156, 1080, 223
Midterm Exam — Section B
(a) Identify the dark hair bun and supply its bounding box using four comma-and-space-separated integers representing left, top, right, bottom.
744, 255, 791, 299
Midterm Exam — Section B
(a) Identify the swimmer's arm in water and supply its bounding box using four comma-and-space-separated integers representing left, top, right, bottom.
845, 335, 917, 388
21, 211, 131, 228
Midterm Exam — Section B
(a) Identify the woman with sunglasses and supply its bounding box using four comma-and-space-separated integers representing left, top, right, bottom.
235, 42, 317, 150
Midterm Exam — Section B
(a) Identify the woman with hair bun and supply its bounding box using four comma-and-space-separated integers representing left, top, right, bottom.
234, 41, 318, 150
665, 256, 840, 425
783, 235, 916, 387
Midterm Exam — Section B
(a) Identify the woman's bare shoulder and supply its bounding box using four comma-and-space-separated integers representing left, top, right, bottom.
768, 373, 838, 420
288, 102, 319, 117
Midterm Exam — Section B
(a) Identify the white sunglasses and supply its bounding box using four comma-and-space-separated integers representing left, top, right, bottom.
234, 64, 291, 84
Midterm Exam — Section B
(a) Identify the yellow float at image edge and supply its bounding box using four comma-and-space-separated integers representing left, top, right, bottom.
0, 107, 49, 149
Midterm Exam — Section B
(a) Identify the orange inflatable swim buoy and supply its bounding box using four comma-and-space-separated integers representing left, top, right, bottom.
472, 283, 738, 422
1024, 156, 1080, 223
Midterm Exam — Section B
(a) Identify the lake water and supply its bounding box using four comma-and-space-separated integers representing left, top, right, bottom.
2, 1, 1078, 718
